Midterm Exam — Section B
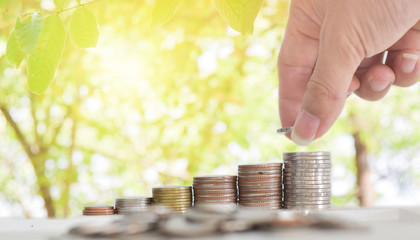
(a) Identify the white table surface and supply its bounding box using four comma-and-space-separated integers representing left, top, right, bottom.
1, 206, 420, 240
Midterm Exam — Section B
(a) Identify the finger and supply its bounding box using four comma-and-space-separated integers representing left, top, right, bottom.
354, 64, 395, 101
386, 24, 420, 87
278, 3, 320, 131
386, 50, 420, 87
291, 26, 362, 145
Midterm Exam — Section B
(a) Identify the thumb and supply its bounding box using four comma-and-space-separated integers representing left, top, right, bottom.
291, 28, 362, 145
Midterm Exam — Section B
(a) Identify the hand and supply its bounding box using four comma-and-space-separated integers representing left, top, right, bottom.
278, 0, 420, 145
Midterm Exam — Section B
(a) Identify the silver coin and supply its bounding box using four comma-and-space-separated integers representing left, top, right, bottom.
283, 183, 331, 188
284, 188, 331, 193
283, 173, 330, 177
284, 155, 331, 159
283, 204, 331, 209
283, 180, 331, 185
284, 168, 331, 172
277, 127, 293, 135
284, 195, 331, 199
283, 175, 331, 181
284, 151, 330, 156
285, 192, 331, 197
283, 200, 331, 205
284, 161, 332, 168
283, 156, 331, 160
284, 199, 330, 203
284, 164, 331, 169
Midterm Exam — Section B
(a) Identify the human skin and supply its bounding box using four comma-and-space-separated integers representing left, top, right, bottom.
278, 0, 420, 145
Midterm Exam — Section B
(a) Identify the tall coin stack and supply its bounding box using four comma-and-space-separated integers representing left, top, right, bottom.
115, 197, 152, 214
283, 151, 332, 209
238, 163, 283, 210
193, 175, 238, 206
152, 186, 192, 214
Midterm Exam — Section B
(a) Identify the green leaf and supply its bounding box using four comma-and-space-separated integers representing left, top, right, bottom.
69, 7, 99, 48
28, 15, 66, 94
151, 0, 183, 27
213, 0, 263, 34
6, 30, 25, 68
107, 0, 118, 4
15, 14, 43, 53
53, 0, 67, 8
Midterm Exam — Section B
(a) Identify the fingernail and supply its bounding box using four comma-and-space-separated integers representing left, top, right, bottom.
369, 77, 389, 92
400, 53, 418, 73
291, 110, 320, 146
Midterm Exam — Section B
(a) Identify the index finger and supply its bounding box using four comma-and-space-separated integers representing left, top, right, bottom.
278, 15, 319, 130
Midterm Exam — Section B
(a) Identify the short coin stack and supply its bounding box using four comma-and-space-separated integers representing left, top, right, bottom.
238, 163, 283, 210
193, 175, 238, 206
115, 197, 152, 214
83, 205, 115, 216
283, 151, 332, 209
152, 186, 192, 214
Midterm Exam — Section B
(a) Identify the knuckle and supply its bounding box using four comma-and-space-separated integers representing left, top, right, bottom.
306, 77, 341, 105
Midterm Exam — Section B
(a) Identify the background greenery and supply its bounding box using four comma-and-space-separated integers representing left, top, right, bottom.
1, 0, 419, 218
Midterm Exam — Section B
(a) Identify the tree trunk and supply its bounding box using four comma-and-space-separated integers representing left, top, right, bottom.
353, 132, 375, 206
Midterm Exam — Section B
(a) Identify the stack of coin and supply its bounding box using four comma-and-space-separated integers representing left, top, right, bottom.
193, 175, 238, 206
83, 205, 115, 216
238, 163, 283, 209
152, 186, 192, 214
283, 151, 332, 210
115, 197, 153, 214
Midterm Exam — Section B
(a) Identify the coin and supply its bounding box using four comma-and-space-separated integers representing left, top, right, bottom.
283, 184, 331, 189
194, 199, 237, 203
238, 163, 283, 209
283, 151, 330, 156
283, 175, 330, 181
284, 158, 331, 162
277, 126, 293, 135
238, 163, 282, 170
193, 175, 237, 180
83, 205, 115, 216
284, 163, 331, 168
283, 172, 330, 177
283, 204, 331, 209
239, 192, 282, 197
283, 168, 330, 172
284, 196, 331, 202
238, 170, 283, 175
283, 180, 331, 185
153, 186, 192, 192
193, 175, 238, 206
193, 189, 237, 194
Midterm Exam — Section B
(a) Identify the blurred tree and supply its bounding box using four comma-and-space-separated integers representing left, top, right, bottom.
0, 0, 419, 218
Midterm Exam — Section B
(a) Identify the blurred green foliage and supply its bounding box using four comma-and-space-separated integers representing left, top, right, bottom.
0, 0, 420, 218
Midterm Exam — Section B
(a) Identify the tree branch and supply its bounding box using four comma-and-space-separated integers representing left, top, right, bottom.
0, 105, 33, 158
30, 93, 42, 150
21, 0, 102, 17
